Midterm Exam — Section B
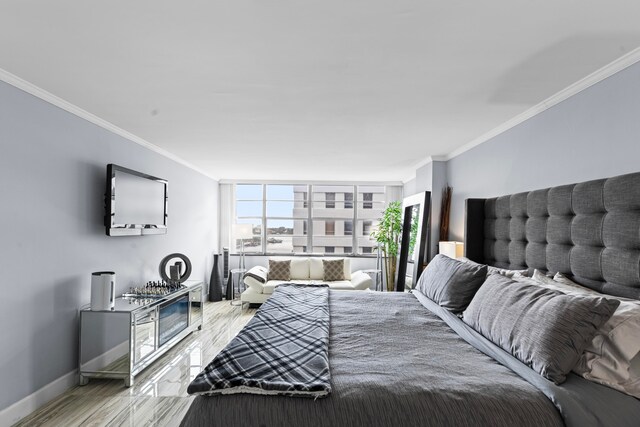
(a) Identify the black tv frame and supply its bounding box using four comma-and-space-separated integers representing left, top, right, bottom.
105, 164, 168, 236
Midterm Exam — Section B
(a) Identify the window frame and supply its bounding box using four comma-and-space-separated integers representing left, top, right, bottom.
234, 183, 392, 256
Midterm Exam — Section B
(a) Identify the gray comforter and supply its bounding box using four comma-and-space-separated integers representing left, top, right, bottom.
182, 291, 565, 426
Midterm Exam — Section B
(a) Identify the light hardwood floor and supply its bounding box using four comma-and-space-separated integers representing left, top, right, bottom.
14, 301, 257, 427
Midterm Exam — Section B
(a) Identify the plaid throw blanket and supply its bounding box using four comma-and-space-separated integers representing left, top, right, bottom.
187, 284, 331, 398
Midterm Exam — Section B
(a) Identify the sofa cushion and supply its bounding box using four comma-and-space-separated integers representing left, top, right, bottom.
290, 258, 310, 280
310, 258, 351, 280
263, 280, 313, 294
323, 259, 345, 281
268, 259, 291, 281
327, 280, 355, 290
270, 257, 310, 280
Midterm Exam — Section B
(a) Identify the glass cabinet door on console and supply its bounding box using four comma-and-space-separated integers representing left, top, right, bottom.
134, 308, 157, 365
189, 286, 203, 329
158, 294, 189, 347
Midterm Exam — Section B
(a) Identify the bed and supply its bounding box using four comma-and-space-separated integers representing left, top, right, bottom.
181, 172, 640, 427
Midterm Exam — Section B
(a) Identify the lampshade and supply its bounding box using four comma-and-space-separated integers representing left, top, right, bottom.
439, 241, 464, 259
233, 223, 254, 240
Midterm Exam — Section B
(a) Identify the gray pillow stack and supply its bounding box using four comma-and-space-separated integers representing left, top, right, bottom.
462, 274, 620, 384
416, 254, 487, 313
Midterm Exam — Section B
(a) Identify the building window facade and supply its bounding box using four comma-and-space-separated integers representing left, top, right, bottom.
234, 183, 395, 255
344, 220, 353, 236
325, 221, 335, 236
344, 192, 353, 209
363, 193, 373, 209
325, 192, 336, 209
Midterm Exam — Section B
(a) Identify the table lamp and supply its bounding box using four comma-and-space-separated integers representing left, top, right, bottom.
439, 241, 464, 259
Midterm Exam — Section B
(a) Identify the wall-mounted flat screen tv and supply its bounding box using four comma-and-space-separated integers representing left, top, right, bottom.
105, 164, 168, 236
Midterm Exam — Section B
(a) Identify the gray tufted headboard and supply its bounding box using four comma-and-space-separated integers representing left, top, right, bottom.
464, 172, 640, 300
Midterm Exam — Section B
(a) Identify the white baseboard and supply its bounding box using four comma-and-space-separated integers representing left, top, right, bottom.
0, 369, 77, 426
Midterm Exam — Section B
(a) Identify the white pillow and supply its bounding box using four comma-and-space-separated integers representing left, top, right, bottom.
290, 258, 310, 280
309, 258, 351, 280
524, 270, 640, 398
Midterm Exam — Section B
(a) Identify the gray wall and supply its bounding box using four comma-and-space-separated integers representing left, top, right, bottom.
446, 61, 640, 241
0, 81, 219, 411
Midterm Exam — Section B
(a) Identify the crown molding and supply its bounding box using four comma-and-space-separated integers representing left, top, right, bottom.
443, 47, 640, 161
5, 44, 639, 184
413, 155, 447, 169
0, 67, 219, 181
401, 155, 448, 184
403, 47, 640, 170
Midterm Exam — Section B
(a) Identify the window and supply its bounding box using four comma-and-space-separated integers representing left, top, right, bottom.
233, 183, 396, 255
234, 184, 263, 253
363, 193, 373, 209
344, 192, 353, 209
362, 221, 373, 235
344, 220, 353, 236
325, 221, 335, 236
326, 192, 336, 208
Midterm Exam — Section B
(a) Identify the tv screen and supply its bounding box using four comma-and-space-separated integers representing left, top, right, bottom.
105, 164, 168, 236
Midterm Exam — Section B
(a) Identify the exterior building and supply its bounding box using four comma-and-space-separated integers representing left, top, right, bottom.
235, 183, 390, 255
292, 185, 386, 254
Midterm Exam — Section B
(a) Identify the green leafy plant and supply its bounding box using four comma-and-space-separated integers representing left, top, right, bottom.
370, 201, 403, 291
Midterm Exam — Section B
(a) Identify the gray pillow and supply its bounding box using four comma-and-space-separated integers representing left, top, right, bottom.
416, 254, 487, 313
462, 274, 620, 384
458, 257, 530, 278
322, 259, 345, 281
267, 259, 291, 281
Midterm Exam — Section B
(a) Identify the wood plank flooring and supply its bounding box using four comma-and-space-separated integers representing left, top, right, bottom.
14, 301, 257, 427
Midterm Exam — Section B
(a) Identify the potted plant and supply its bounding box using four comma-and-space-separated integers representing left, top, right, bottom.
370, 201, 403, 291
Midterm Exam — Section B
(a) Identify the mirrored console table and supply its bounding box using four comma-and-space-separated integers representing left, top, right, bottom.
78, 280, 203, 387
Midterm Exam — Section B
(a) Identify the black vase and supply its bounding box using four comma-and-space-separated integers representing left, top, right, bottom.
225, 274, 233, 300
209, 254, 223, 302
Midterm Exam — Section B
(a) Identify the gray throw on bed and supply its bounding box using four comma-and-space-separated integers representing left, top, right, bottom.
187, 284, 331, 398
181, 291, 564, 427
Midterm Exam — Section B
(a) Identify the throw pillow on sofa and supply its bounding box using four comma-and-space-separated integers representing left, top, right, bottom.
323, 259, 345, 281
310, 258, 351, 280
268, 259, 291, 281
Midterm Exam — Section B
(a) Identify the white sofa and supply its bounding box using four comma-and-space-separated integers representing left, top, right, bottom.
241, 257, 373, 304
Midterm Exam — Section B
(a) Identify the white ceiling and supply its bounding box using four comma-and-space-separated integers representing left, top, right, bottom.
1, 1, 640, 182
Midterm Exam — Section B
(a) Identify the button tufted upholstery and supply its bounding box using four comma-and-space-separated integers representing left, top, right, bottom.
465, 172, 640, 299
